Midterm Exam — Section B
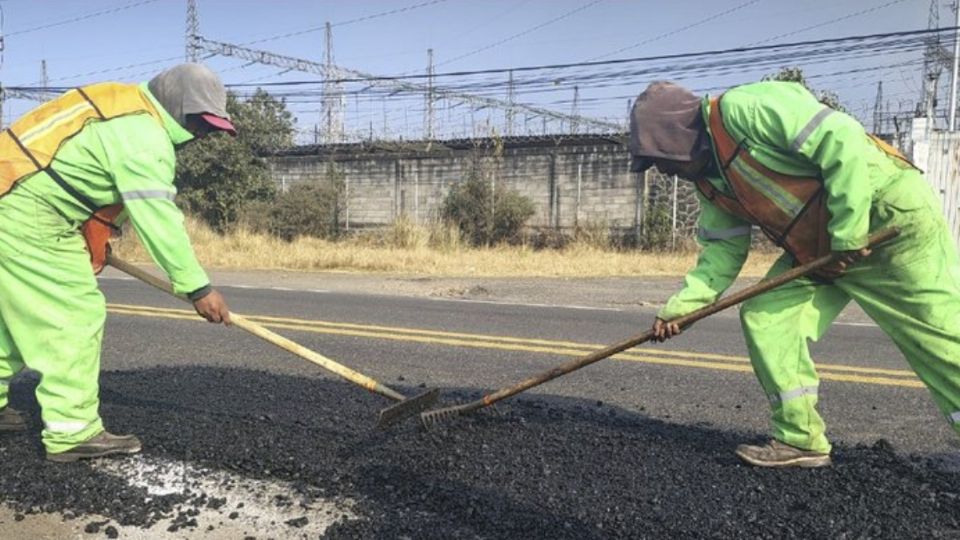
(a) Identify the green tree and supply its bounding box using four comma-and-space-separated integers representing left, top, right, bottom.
175, 89, 295, 231
763, 67, 846, 112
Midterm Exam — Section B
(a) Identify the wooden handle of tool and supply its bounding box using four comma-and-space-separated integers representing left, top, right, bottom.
105, 254, 406, 402
469, 227, 900, 411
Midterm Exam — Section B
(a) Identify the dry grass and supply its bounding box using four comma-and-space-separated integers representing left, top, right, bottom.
113, 216, 779, 278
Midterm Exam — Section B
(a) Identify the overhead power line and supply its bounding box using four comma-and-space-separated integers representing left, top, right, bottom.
238, 0, 450, 47
216, 26, 953, 87
586, 0, 763, 62
437, 0, 604, 68
747, 0, 910, 45
4, 0, 160, 38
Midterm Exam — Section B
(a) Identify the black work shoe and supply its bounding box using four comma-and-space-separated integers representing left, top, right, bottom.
0, 407, 26, 432
735, 439, 832, 469
46, 430, 142, 463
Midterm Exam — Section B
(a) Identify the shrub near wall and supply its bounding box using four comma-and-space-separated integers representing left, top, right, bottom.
442, 174, 535, 246
241, 180, 343, 241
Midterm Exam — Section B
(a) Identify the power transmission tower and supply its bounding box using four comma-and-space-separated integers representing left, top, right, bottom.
919, 0, 944, 122
424, 48, 434, 139
41, 59, 50, 98
185, 0, 621, 140
186, 0, 201, 62
873, 81, 883, 134
320, 22, 344, 142
193, 35, 621, 134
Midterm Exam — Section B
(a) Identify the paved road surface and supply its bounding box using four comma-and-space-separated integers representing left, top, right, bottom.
0, 269, 956, 538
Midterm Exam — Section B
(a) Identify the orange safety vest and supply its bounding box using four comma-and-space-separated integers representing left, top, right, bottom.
695, 95, 913, 265
0, 82, 164, 272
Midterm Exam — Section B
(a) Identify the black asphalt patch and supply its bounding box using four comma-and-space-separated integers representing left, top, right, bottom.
1, 366, 958, 538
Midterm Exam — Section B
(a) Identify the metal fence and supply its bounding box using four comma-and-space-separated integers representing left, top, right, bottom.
909, 119, 960, 249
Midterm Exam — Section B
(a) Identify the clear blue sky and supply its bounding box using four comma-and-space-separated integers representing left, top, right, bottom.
0, 0, 935, 141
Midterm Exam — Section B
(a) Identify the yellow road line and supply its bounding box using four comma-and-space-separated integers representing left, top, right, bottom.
106, 303, 923, 389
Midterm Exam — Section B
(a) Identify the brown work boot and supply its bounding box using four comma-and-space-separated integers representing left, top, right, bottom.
735, 439, 832, 469
46, 430, 142, 463
0, 406, 26, 432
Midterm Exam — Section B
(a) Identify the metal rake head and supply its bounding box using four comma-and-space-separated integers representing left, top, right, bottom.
376, 388, 440, 429
419, 403, 469, 430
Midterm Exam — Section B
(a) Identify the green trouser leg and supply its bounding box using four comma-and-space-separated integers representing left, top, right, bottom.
739, 259, 849, 453
0, 188, 105, 453
0, 311, 26, 410
741, 170, 960, 452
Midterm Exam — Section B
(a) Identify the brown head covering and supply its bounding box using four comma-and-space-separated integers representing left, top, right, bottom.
628, 81, 708, 172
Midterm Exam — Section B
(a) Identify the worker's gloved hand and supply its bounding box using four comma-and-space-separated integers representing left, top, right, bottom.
652, 317, 681, 342
193, 289, 232, 326
814, 247, 872, 280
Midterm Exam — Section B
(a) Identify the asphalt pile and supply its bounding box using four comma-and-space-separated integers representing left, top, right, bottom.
1, 366, 958, 539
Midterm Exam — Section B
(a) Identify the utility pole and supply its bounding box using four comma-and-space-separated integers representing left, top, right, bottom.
424, 48, 434, 139
950, 1, 960, 130
506, 69, 515, 136
185, 0, 200, 63
571, 86, 580, 134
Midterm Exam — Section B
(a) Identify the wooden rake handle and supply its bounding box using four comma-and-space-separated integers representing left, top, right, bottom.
470, 227, 901, 412
105, 254, 406, 402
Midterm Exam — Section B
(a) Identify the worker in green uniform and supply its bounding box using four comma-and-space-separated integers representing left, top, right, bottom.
628, 80, 960, 468
0, 63, 235, 462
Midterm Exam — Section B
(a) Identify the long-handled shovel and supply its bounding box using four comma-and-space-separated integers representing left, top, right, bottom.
105, 253, 438, 428
420, 227, 900, 429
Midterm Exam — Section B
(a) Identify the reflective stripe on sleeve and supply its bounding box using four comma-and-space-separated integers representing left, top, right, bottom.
698, 225, 752, 241
44, 419, 94, 433
789, 106, 835, 152
0, 379, 8, 386
769, 385, 818, 404
121, 189, 176, 202
950, 411, 960, 424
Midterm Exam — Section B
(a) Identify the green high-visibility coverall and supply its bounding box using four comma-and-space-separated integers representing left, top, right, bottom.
658, 81, 960, 453
0, 83, 209, 453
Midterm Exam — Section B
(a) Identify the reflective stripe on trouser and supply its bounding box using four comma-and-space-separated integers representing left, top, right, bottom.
0, 187, 104, 452
739, 170, 960, 453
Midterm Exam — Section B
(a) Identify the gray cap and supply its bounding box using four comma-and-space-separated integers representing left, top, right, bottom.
147, 63, 234, 133
628, 81, 707, 172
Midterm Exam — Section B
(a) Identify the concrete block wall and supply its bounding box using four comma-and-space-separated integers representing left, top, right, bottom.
265, 135, 700, 238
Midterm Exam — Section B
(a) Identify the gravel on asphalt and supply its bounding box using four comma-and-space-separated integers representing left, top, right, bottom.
1, 366, 958, 539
